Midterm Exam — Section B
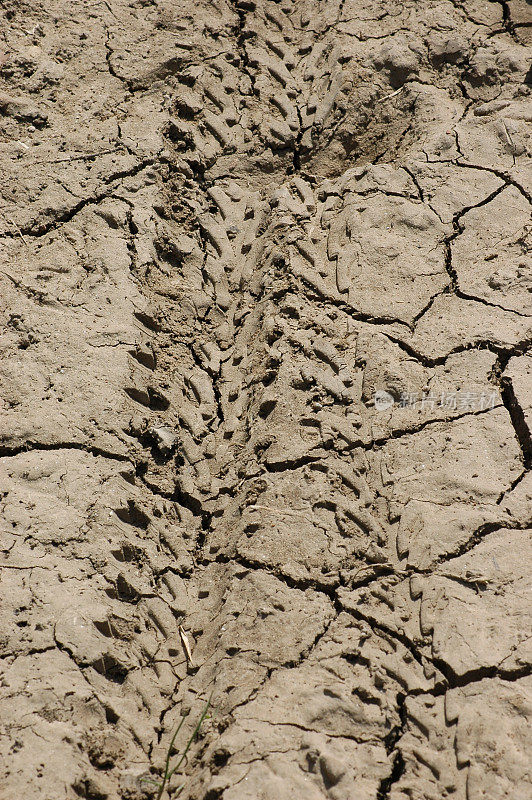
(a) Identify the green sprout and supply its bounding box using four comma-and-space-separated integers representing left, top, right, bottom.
143, 695, 213, 800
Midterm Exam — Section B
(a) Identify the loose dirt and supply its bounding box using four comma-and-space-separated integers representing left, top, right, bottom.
0, 1, 531, 799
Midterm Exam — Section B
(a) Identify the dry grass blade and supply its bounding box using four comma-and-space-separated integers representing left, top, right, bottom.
179, 625, 194, 668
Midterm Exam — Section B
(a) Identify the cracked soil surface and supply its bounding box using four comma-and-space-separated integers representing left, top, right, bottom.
1, 1, 531, 798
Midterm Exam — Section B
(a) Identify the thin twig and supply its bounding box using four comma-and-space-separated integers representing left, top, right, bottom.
28, 147, 124, 165
377, 86, 404, 103
2, 215, 29, 246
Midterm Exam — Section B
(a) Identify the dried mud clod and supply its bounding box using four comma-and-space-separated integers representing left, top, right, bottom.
0, 1, 531, 799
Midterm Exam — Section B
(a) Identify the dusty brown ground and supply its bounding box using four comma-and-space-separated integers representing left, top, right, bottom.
1, 1, 531, 798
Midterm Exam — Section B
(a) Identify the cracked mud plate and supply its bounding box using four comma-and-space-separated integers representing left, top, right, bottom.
0, 1, 531, 799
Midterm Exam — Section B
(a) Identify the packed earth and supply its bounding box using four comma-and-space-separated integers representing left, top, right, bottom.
0, 1, 531, 798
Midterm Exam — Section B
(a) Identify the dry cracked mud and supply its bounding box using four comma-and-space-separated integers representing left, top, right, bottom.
0, 1, 531, 799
